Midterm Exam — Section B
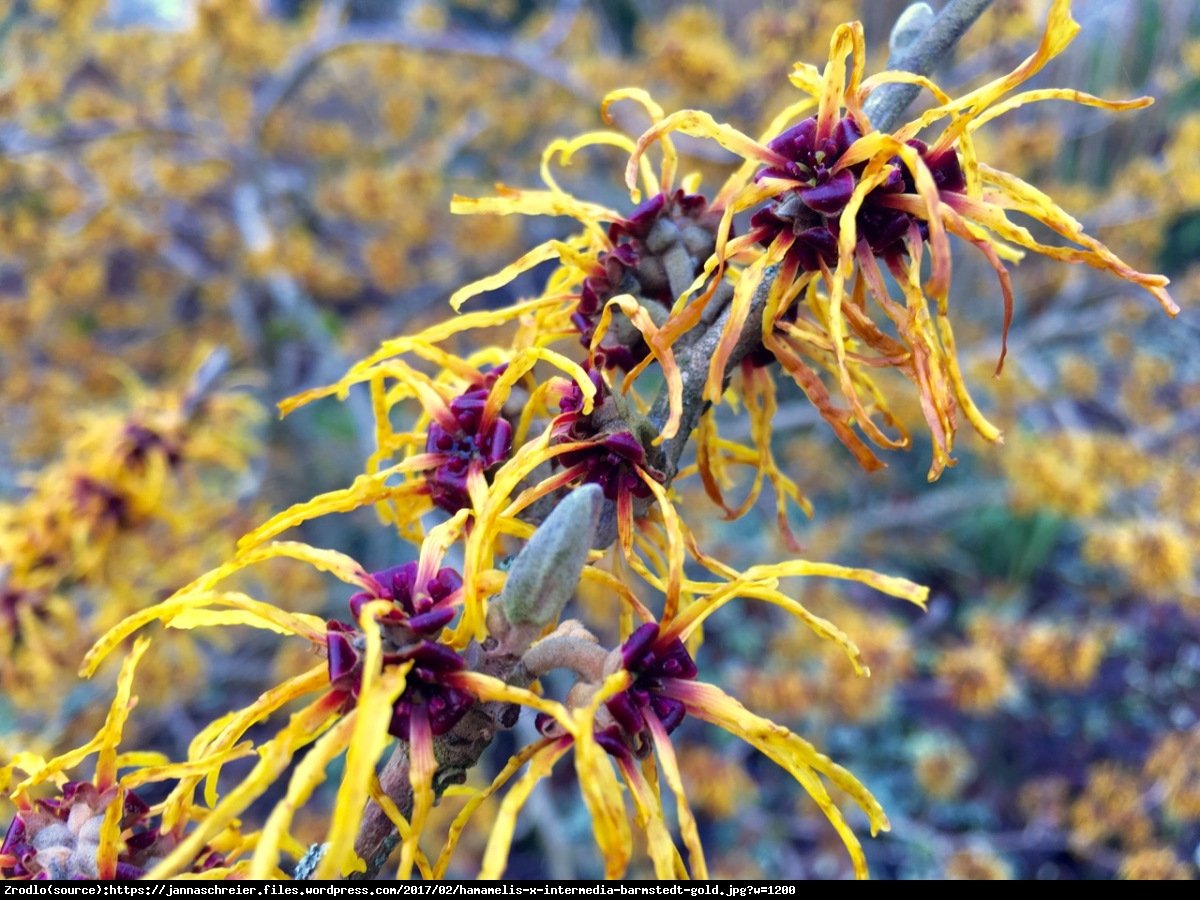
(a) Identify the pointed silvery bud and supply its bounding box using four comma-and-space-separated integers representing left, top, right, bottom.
890, 3, 935, 54
500, 484, 603, 628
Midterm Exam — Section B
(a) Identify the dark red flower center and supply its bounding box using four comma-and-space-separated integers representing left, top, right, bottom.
751, 115, 965, 277
424, 367, 513, 514
327, 565, 474, 740
574, 189, 720, 371
597, 622, 699, 760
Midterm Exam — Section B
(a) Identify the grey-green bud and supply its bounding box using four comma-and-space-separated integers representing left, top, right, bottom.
500, 484, 603, 628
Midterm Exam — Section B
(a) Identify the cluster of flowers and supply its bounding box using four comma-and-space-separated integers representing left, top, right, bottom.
1, 0, 1177, 882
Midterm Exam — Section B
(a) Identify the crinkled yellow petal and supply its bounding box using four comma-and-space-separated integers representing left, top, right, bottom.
579, 566, 656, 623
593, 294, 683, 440
970, 88, 1151, 132
111, 750, 169, 770
601, 88, 676, 191
669, 680, 887, 879
15, 636, 147, 799
900, 0, 1081, 144
789, 60, 822, 97
602, 87, 665, 124
975, 166, 1179, 317
451, 187, 619, 241
120, 744, 253, 791
860, 70, 953, 108
147, 692, 345, 879
237, 462, 432, 550
447, 671, 572, 726
478, 737, 573, 879
367, 775, 433, 880
317, 599, 410, 880
434, 739, 551, 879
178, 665, 327, 820
250, 711, 358, 879
817, 23, 862, 141
676, 580, 865, 675
645, 715, 707, 879
456, 432, 596, 645
0, 753, 47, 794
449, 239, 562, 311
163, 599, 326, 640
626, 110, 784, 202
747, 560, 928, 606
541, 131, 661, 200
619, 758, 682, 879
483, 346, 596, 428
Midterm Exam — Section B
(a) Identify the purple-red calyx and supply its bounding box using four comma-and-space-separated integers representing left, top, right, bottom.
424, 367, 513, 514
751, 115, 964, 272
551, 370, 659, 502
574, 189, 720, 371
349, 562, 463, 637
597, 622, 699, 760
326, 564, 474, 740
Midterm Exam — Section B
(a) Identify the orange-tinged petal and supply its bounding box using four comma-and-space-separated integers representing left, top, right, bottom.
635, 470, 683, 624
645, 714, 707, 879
94, 636, 149, 791
619, 758, 683, 879
764, 329, 885, 471
572, 671, 634, 879
400, 710, 436, 881
95, 787, 123, 880
705, 253, 771, 404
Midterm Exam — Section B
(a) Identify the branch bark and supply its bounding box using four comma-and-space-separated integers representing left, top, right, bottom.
347, 0, 997, 879
863, 0, 996, 132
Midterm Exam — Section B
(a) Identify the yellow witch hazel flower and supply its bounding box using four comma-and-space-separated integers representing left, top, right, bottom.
70, 480, 925, 880
11, 0, 1180, 885
617, 0, 1177, 480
